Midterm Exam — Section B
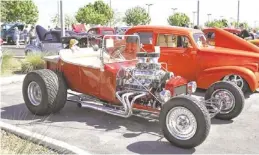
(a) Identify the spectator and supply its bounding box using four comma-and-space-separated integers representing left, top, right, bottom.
239, 24, 251, 40
23, 25, 29, 44
29, 26, 36, 45
14, 27, 20, 47
194, 25, 199, 29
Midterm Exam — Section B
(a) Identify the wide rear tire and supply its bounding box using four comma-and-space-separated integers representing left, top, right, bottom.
205, 81, 245, 120
22, 69, 67, 116
159, 96, 210, 149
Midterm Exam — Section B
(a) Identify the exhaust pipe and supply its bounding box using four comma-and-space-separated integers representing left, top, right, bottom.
78, 91, 148, 118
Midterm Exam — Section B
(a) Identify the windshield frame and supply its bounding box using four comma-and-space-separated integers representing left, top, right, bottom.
100, 34, 141, 65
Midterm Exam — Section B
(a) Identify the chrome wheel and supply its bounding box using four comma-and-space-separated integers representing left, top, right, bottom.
166, 107, 197, 140
211, 89, 235, 114
223, 75, 244, 90
27, 81, 42, 106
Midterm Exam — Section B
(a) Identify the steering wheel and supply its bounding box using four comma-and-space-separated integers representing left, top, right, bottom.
110, 45, 126, 59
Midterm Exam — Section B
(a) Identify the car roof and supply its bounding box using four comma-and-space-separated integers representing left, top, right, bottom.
128, 25, 202, 34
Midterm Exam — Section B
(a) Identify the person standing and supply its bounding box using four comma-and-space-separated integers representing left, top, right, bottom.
14, 27, 20, 47
23, 25, 29, 44
29, 26, 36, 45
239, 24, 251, 40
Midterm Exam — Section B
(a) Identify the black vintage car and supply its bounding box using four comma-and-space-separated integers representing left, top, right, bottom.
24, 25, 101, 55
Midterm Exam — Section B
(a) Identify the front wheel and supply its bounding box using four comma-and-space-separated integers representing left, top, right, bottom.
159, 96, 211, 149
222, 74, 249, 93
205, 81, 245, 120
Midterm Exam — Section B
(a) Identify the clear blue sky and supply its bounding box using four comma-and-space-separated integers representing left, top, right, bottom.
34, 0, 259, 28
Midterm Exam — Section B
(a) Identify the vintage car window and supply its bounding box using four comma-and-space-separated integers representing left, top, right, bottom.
88, 29, 97, 35
193, 33, 208, 47
102, 30, 114, 35
44, 33, 53, 41
136, 32, 153, 44
157, 34, 190, 48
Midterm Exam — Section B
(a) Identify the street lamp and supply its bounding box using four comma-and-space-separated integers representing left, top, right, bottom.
197, 0, 200, 26
237, 0, 240, 27
207, 13, 212, 22
192, 11, 197, 26
146, 3, 153, 15
171, 8, 177, 14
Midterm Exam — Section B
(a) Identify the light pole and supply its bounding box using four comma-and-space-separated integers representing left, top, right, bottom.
193, 11, 196, 27
146, 4, 153, 16
59, 0, 65, 37
237, 0, 240, 28
207, 13, 212, 22
197, 0, 200, 26
171, 8, 177, 14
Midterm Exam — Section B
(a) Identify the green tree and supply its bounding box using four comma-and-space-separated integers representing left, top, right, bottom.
167, 13, 190, 27
205, 19, 229, 28
51, 14, 77, 28
0, 0, 39, 24
75, 0, 113, 25
123, 6, 151, 26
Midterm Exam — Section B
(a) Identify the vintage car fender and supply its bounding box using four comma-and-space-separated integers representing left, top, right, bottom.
197, 66, 258, 91
24, 44, 42, 54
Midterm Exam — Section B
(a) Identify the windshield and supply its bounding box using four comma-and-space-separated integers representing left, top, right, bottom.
193, 33, 208, 47
100, 35, 140, 64
1, 24, 14, 30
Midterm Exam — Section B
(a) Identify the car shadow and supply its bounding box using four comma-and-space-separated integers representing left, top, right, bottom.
127, 141, 195, 154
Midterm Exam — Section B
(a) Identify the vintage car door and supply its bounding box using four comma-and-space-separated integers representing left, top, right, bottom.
157, 33, 198, 81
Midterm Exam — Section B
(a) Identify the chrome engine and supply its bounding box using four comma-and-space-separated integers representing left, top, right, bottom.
116, 52, 174, 109
116, 52, 173, 92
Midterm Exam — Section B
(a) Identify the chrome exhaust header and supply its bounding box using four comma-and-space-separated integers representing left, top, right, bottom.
77, 91, 148, 118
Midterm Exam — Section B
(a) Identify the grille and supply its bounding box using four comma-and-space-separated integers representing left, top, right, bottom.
174, 85, 187, 96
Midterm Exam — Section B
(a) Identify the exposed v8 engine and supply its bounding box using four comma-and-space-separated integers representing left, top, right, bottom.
116, 52, 175, 108
116, 52, 172, 91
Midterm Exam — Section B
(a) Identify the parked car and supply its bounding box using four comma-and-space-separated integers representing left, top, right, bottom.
125, 25, 259, 93
22, 34, 244, 149
24, 25, 97, 55
203, 28, 259, 47
1, 23, 26, 44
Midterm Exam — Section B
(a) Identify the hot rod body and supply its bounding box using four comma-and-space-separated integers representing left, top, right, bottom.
22, 35, 245, 149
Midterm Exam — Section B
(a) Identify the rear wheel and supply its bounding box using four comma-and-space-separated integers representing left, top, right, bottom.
205, 81, 245, 120
22, 69, 67, 116
159, 96, 210, 148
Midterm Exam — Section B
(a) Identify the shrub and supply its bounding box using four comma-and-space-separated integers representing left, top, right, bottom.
1, 52, 21, 75
21, 54, 45, 73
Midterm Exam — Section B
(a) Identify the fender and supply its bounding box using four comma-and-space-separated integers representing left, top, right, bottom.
197, 66, 257, 91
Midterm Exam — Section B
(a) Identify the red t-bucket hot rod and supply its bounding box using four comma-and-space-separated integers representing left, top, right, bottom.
22, 35, 244, 148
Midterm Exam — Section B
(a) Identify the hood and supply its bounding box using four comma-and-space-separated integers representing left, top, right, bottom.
213, 27, 259, 53
36, 25, 48, 41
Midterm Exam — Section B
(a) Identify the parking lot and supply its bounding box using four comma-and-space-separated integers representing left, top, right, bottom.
1, 81, 259, 154
1, 44, 26, 57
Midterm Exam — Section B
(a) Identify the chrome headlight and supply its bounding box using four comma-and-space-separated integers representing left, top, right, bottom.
187, 81, 197, 94
159, 89, 171, 102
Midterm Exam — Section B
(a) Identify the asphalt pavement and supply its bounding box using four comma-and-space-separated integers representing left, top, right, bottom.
1, 82, 259, 154
1, 44, 26, 57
